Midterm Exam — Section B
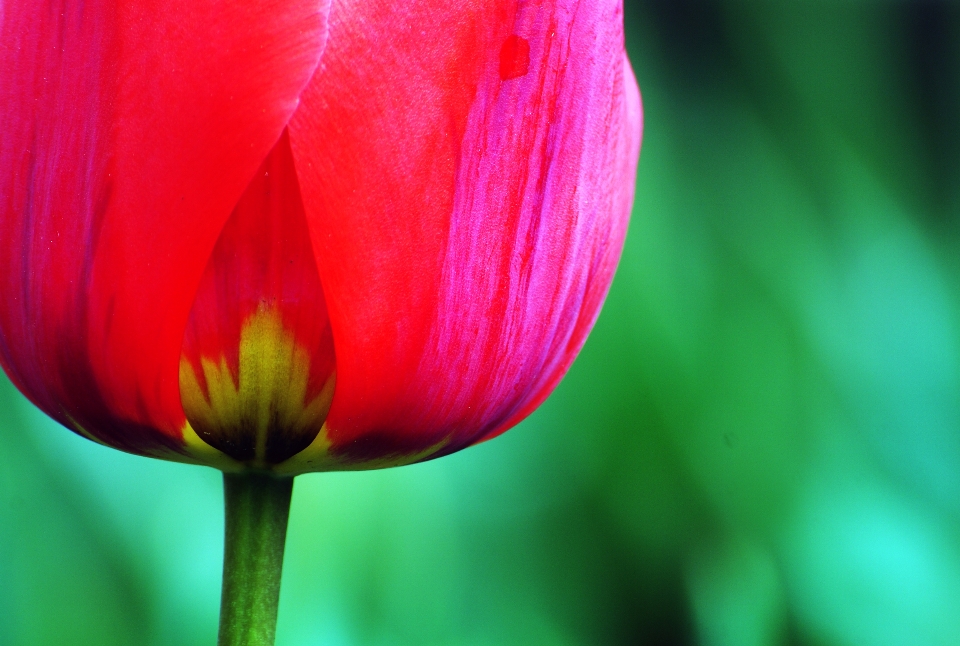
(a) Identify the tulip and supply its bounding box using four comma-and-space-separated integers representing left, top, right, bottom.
1, 0, 641, 643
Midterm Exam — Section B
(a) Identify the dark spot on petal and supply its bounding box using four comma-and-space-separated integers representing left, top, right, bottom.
334, 430, 444, 465
500, 35, 530, 81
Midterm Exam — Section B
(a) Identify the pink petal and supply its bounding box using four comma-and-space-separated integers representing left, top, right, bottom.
289, 0, 641, 467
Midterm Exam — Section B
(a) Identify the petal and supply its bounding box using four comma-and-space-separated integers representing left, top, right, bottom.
0, 0, 329, 458
180, 130, 336, 469
288, 0, 641, 468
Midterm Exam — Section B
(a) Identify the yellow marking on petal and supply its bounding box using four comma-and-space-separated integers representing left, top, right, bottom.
65, 411, 239, 469
275, 431, 452, 474
180, 305, 334, 469
272, 420, 335, 475
346, 436, 453, 472
63, 413, 110, 448
179, 420, 245, 471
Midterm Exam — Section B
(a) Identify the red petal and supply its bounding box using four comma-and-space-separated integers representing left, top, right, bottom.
0, 0, 328, 458
289, 0, 641, 467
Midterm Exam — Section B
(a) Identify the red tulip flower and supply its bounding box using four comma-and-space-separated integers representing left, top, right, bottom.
1, 0, 640, 642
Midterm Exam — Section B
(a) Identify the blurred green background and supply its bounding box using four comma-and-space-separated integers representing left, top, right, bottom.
5, 0, 960, 644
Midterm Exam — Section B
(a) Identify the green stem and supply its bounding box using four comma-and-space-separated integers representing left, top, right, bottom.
218, 472, 294, 646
